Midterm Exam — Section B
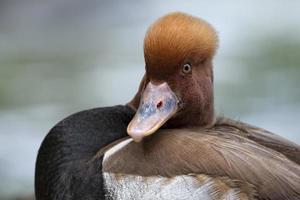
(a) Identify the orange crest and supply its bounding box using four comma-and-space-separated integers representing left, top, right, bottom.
144, 12, 218, 68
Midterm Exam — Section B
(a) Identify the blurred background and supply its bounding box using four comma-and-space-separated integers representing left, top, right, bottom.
0, 0, 299, 199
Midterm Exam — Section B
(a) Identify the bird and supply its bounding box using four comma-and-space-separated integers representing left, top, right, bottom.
35, 12, 300, 200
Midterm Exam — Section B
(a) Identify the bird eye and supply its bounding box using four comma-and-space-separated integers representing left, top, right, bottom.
182, 63, 192, 74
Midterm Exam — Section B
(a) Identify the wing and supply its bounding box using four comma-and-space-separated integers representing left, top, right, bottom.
103, 128, 300, 200
215, 117, 300, 165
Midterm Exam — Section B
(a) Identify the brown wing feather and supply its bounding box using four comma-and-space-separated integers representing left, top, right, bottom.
103, 127, 300, 200
215, 117, 300, 165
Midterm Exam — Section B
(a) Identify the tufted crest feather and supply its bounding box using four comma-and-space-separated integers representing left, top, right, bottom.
144, 12, 218, 69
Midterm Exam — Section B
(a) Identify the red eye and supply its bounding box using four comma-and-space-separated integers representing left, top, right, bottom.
182, 63, 192, 74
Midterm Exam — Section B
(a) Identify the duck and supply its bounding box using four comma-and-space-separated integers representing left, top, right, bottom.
35, 12, 300, 200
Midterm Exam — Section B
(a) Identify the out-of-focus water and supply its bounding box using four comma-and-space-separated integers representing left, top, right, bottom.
0, 1, 300, 199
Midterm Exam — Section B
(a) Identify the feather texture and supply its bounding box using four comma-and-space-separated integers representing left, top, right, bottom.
102, 118, 300, 200
103, 173, 257, 200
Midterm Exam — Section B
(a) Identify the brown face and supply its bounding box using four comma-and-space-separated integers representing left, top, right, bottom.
127, 12, 217, 142
127, 58, 214, 142
159, 59, 214, 129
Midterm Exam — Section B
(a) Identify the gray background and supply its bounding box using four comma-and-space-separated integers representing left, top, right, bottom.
0, 0, 299, 199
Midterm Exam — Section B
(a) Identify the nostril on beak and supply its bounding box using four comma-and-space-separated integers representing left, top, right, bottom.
178, 100, 184, 109
156, 101, 163, 109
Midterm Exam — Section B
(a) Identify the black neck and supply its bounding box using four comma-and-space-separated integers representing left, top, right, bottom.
35, 105, 135, 200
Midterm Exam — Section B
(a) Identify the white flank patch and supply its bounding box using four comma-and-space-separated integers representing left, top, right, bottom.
102, 139, 242, 199
103, 173, 241, 200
